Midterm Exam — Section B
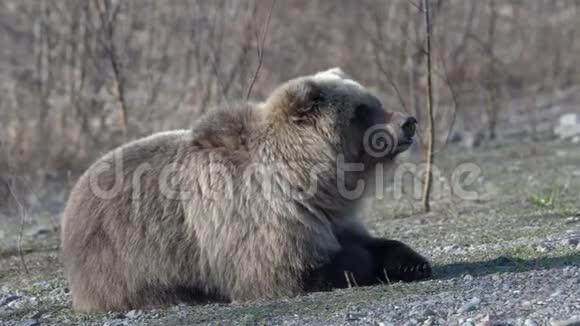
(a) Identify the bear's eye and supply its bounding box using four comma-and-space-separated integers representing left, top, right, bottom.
353, 104, 389, 127
352, 104, 374, 126
355, 104, 371, 115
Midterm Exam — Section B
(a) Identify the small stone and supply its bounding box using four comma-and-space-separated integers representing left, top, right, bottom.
113, 312, 125, 320
241, 314, 257, 324
551, 316, 580, 326
475, 320, 493, 326
405, 319, 419, 326
27, 227, 52, 239
475, 314, 493, 326
464, 274, 474, 282
421, 308, 436, 317
443, 244, 459, 252
536, 245, 549, 253
554, 113, 580, 139
551, 289, 563, 297
561, 238, 580, 247
566, 216, 580, 224
7, 299, 24, 309
346, 313, 365, 321
524, 319, 539, 326
0, 295, 20, 307
105, 321, 129, 326
458, 297, 481, 313
125, 309, 143, 319
29, 311, 43, 319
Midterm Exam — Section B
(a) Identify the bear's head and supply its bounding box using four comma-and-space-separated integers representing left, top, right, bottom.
261, 67, 417, 167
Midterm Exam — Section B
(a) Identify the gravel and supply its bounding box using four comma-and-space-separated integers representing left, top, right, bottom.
0, 295, 20, 307
22, 320, 41, 326
551, 316, 580, 326
124, 310, 143, 319
457, 297, 481, 313
1, 140, 579, 325
4, 247, 576, 325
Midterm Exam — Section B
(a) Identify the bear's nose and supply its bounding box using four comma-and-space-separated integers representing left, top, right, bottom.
401, 116, 417, 138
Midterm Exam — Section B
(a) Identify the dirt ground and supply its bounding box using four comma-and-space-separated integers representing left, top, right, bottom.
1, 137, 580, 325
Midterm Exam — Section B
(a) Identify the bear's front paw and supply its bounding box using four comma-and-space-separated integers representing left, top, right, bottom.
369, 239, 432, 283
381, 260, 432, 283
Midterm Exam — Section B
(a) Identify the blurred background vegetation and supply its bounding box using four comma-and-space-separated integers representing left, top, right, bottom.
0, 0, 579, 211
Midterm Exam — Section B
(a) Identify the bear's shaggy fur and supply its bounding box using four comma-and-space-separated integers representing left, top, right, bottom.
61, 68, 431, 312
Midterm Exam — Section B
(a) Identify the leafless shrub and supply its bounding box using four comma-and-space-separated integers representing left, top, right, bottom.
0, 0, 578, 178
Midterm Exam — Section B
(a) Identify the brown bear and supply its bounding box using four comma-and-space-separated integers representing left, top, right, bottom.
61, 68, 431, 313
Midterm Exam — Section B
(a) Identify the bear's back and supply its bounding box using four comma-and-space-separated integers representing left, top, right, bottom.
61, 129, 210, 311
62, 129, 193, 236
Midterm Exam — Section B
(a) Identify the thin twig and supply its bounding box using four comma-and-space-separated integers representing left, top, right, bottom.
208, 54, 232, 111
433, 50, 459, 154
7, 179, 31, 277
347, 271, 360, 288
373, 50, 411, 115
421, 0, 435, 213
368, 7, 410, 114
407, 0, 422, 12
383, 268, 392, 285
18, 176, 59, 232
246, 0, 276, 100
344, 270, 353, 288
97, 0, 128, 140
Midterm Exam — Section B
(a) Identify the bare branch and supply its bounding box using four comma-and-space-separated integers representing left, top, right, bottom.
246, 0, 276, 100
367, 4, 410, 114
96, 0, 129, 139
422, 0, 435, 213
433, 49, 459, 154
7, 180, 30, 278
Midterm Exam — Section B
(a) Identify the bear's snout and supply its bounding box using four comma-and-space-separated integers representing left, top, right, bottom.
401, 116, 417, 139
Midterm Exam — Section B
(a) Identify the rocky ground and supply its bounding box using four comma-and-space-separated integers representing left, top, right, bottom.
1, 131, 580, 325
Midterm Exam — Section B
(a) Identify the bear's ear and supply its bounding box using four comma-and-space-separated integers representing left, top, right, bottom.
284, 80, 324, 123
314, 67, 349, 80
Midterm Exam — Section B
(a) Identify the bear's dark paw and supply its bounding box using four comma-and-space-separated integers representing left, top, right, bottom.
381, 261, 432, 283
368, 239, 432, 283
326, 244, 377, 288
